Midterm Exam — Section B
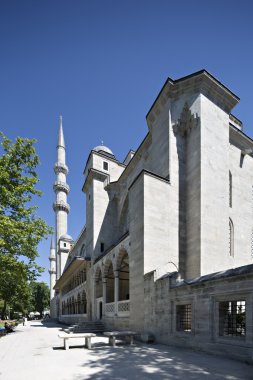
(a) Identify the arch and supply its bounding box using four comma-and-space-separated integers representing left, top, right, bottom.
105, 260, 114, 303
229, 218, 234, 257
103, 258, 115, 278
117, 250, 129, 301
95, 266, 103, 298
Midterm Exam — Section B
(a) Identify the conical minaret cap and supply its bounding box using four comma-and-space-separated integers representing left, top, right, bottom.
57, 115, 65, 148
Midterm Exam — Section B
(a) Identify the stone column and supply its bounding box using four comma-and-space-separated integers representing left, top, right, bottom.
103, 278, 107, 316
114, 270, 119, 316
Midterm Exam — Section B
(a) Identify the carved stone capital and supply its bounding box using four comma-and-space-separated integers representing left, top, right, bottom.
173, 103, 199, 137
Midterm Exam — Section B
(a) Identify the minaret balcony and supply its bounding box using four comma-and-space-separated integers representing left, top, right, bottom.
48, 269, 56, 274
53, 181, 70, 194
54, 162, 69, 175
53, 200, 70, 214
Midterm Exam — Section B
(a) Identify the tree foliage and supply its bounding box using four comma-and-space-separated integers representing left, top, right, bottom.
29, 282, 50, 315
0, 257, 31, 316
0, 133, 52, 317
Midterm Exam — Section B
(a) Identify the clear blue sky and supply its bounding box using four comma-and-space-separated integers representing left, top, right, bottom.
0, 0, 252, 285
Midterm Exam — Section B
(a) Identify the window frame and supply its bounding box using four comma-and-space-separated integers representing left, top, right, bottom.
103, 161, 109, 171
173, 299, 194, 335
213, 293, 250, 346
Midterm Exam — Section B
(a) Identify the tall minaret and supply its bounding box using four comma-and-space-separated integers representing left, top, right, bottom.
53, 116, 70, 279
49, 236, 56, 299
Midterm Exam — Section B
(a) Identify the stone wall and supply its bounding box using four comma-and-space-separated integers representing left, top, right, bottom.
59, 314, 88, 325
144, 264, 253, 364
104, 316, 130, 330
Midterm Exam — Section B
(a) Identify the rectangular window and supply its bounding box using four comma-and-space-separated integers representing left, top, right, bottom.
100, 242, 104, 252
176, 304, 192, 332
219, 300, 246, 337
103, 161, 108, 171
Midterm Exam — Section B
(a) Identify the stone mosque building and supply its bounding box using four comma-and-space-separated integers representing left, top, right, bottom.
49, 70, 253, 362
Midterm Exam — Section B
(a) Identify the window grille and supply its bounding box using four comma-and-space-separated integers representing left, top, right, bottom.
176, 304, 192, 332
219, 300, 246, 337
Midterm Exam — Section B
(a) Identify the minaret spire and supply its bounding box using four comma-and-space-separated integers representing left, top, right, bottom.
52, 116, 70, 280
58, 115, 65, 148
49, 235, 56, 300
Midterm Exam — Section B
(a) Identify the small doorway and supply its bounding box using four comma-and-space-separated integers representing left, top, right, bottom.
99, 301, 103, 319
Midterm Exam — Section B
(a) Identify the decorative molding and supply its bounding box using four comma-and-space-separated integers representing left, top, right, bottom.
173, 103, 199, 137
53, 181, 70, 194
53, 201, 70, 213
54, 162, 69, 175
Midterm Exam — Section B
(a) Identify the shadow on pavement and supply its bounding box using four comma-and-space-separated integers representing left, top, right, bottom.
73, 344, 252, 380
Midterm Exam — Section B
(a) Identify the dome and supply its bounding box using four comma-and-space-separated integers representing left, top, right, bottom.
60, 233, 73, 241
93, 145, 114, 155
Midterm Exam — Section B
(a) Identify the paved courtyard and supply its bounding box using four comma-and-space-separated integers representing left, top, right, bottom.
0, 321, 252, 380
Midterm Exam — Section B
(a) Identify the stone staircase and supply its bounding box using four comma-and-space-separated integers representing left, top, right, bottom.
71, 321, 105, 334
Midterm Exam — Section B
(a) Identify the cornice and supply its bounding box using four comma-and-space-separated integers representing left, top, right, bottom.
146, 70, 239, 129
54, 257, 86, 289
82, 168, 109, 193
83, 150, 125, 177
128, 169, 170, 191
229, 124, 253, 156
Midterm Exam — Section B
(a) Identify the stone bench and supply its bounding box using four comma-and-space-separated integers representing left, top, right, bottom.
58, 332, 96, 350
62, 325, 77, 334
103, 331, 137, 347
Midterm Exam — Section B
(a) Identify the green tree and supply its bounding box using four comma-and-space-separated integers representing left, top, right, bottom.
0, 258, 31, 318
0, 133, 52, 318
30, 282, 50, 315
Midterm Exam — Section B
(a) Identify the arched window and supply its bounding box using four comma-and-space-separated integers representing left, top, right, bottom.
105, 262, 114, 303
229, 218, 234, 257
229, 171, 232, 208
118, 251, 129, 301
95, 268, 103, 298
